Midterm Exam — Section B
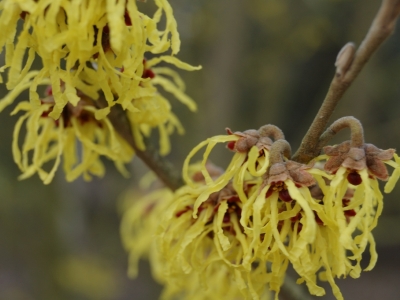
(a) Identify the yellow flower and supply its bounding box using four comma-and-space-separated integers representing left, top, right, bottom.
241, 159, 320, 298
291, 145, 400, 300
119, 121, 400, 300
288, 164, 381, 300
384, 153, 400, 193
0, 0, 200, 118
160, 261, 270, 300
120, 186, 174, 279
0, 0, 201, 178
11, 96, 133, 184
321, 142, 397, 257
177, 131, 321, 299
182, 125, 285, 216
120, 178, 270, 300
158, 181, 274, 299
127, 63, 196, 156
176, 129, 400, 300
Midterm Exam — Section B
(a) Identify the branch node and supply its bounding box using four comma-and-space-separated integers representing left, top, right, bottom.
335, 42, 356, 78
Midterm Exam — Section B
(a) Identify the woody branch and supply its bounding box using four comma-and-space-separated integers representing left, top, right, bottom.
292, 0, 400, 164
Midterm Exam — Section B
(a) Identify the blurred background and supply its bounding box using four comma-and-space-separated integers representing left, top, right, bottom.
1, 0, 400, 299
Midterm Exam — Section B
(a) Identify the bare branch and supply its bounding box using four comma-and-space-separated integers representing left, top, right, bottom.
292, 0, 400, 164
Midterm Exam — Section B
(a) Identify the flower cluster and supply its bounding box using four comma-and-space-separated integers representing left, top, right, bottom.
0, 0, 200, 182
121, 167, 271, 300
11, 91, 134, 183
121, 119, 400, 300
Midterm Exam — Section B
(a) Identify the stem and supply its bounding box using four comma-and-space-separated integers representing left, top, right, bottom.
259, 124, 285, 141
95, 97, 184, 191
317, 116, 364, 149
269, 139, 292, 165
292, 0, 400, 164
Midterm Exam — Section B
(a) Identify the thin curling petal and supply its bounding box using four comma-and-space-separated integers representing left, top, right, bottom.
247, 147, 269, 177
286, 180, 316, 258
120, 186, 174, 278
126, 86, 192, 155
384, 153, 400, 193
182, 135, 238, 187
146, 55, 201, 70
43, 117, 65, 184
192, 153, 245, 218
152, 76, 197, 112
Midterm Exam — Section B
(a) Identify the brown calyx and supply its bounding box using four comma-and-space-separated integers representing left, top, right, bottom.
365, 143, 395, 181
226, 128, 263, 153
266, 161, 316, 188
324, 141, 395, 180
324, 141, 366, 172
264, 161, 316, 205
264, 139, 315, 201
225, 124, 284, 153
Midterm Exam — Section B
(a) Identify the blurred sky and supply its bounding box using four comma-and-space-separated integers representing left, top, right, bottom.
1, 1, 400, 299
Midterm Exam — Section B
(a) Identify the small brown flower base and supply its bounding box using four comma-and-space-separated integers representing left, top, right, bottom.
324, 141, 395, 180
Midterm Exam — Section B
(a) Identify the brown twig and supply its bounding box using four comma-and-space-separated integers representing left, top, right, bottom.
292, 0, 400, 164
95, 96, 184, 191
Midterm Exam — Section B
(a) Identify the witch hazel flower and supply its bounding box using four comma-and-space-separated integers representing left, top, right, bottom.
121, 182, 270, 300
149, 133, 284, 299
0, 0, 201, 182
120, 176, 267, 300
319, 117, 395, 245
298, 116, 400, 299
156, 162, 270, 299
10, 90, 133, 184
0, 0, 200, 118
225, 124, 283, 153
133, 117, 400, 300
181, 125, 284, 218
126, 60, 196, 156
120, 183, 174, 280
239, 139, 325, 297
176, 126, 343, 299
